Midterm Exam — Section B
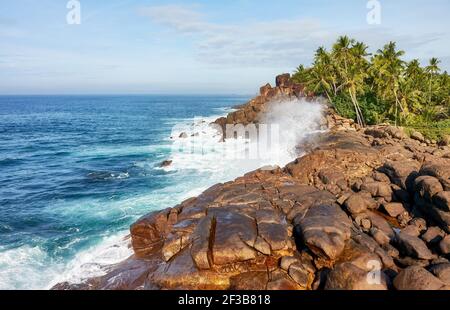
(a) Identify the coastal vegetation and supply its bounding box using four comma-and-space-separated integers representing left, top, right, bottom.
292, 36, 450, 140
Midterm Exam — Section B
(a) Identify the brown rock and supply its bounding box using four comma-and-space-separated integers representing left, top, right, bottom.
440, 235, 450, 255
414, 176, 444, 201
381, 160, 420, 191
430, 263, 450, 284
267, 271, 301, 290
361, 182, 393, 200
325, 262, 388, 290
411, 131, 425, 143
211, 209, 258, 266
258, 222, 289, 252
393, 266, 445, 290
275, 73, 291, 88
130, 209, 172, 258
288, 263, 315, 289
421, 227, 446, 244
260, 83, 272, 97
344, 192, 377, 215
191, 215, 215, 270
370, 228, 391, 246
382, 202, 406, 218
159, 160, 173, 167
229, 271, 269, 290
433, 191, 450, 211
420, 161, 450, 191
396, 231, 434, 260
295, 204, 352, 260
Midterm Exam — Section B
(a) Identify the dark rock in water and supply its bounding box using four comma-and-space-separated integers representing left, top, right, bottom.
159, 160, 172, 167
179, 132, 188, 139
394, 266, 446, 290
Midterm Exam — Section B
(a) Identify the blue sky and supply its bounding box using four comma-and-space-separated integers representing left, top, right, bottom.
1, 0, 449, 94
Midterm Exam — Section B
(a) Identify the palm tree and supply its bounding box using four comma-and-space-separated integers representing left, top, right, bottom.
331, 36, 366, 126
425, 57, 441, 106
370, 42, 406, 126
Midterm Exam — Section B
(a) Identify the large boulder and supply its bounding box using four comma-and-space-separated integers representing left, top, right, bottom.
131, 209, 176, 258
420, 161, 450, 191
325, 262, 388, 290
396, 231, 434, 260
295, 204, 352, 261
210, 209, 258, 266
381, 160, 420, 191
393, 266, 446, 290
275, 73, 292, 88
344, 192, 377, 215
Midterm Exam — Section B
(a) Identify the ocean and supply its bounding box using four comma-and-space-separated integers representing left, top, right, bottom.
0, 95, 324, 289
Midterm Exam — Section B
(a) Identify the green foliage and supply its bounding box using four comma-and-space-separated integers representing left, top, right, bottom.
293, 36, 450, 139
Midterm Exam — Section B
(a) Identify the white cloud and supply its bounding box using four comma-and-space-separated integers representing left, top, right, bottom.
141, 4, 447, 69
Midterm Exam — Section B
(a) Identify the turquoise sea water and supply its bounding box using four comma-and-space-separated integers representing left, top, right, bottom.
0, 95, 250, 289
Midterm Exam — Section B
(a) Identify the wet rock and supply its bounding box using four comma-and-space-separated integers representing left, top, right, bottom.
394, 266, 446, 290
396, 231, 434, 260
179, 132, 188, 139
159, 160, 173, 167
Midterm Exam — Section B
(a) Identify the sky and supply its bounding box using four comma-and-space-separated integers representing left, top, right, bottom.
0, 0, 450, 95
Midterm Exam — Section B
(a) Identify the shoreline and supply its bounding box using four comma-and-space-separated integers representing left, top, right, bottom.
54, 74, 450, 290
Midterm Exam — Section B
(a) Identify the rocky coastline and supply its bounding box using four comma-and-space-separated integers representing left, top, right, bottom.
54, 74, 450, 290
